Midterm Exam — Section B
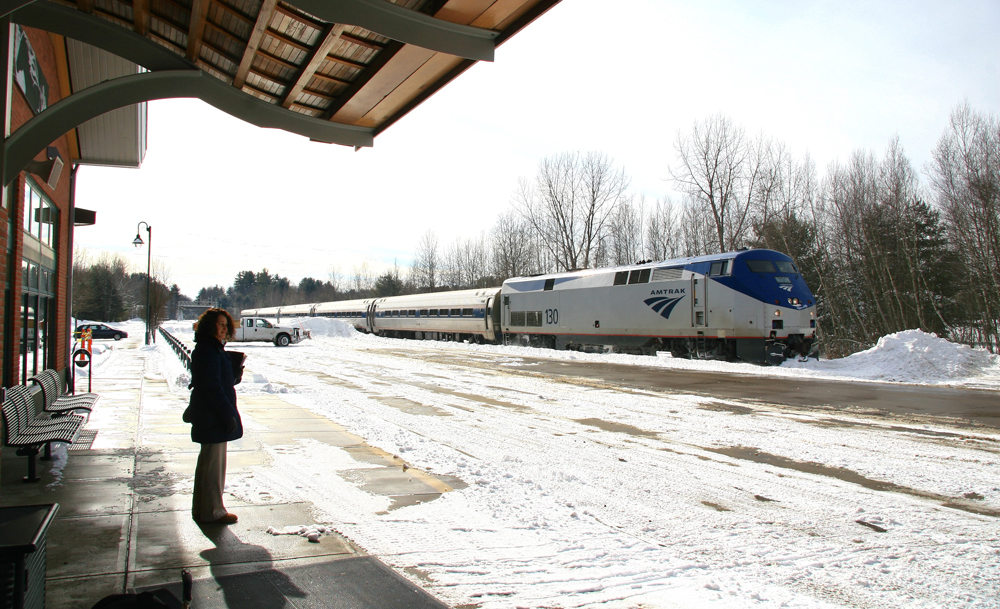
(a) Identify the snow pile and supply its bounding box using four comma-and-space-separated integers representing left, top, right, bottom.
266, 524, 334, 543
783, 329, 1000, 385
160, 320, 194, 337
293, 317, 358, 338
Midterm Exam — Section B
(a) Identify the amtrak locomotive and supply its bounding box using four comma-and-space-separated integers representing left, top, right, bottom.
244, 249, 817, 364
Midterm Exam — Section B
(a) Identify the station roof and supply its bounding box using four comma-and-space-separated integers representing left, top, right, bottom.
6, 0, 559, 180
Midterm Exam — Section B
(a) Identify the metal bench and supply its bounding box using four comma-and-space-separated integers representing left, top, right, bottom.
1, 386, 84, 482
29, 369, 99, 414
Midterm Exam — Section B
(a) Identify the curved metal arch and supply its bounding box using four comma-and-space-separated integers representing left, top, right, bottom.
1, 0, 35, 19
278, 0, 497, 61
5, 70, 374, 184
13, 1, 194, 71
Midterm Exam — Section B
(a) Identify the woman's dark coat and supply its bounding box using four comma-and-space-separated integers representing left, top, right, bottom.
185, 334, 243, 444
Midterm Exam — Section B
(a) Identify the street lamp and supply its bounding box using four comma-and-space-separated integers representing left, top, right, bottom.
133, 222, 152, 345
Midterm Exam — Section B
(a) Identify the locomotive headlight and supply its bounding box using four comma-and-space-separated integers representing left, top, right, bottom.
774, 310, 781, 317
810, 311, 815, 317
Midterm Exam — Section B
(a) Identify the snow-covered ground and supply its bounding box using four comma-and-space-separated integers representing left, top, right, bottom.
133, 320, 1000, 607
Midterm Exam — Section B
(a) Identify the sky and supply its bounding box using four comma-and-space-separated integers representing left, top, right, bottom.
71, 0, 1000, 299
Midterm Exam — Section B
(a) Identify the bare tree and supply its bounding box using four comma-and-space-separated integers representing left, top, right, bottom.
441, 233, 493, 289
351, 261, 373, 295
678, 198, 717, 257
413, 230, 440, 291
327, 265, 342, 295
513, 151, 630, 271
670, 114, 770, 252
814, 138, 956, 356
607, 194, 645, 265
645, 196, 684, 260
750, 147, 818, 253
928, 101, 1000, 351
464, 232, 492, 288
146, 259, 173, 339
491, 210, 538, 282
441, 239, 461, 289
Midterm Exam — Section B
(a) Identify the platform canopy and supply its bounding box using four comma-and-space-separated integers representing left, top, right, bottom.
3, 0, 559, 182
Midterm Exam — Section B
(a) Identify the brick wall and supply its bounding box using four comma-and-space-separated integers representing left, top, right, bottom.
2, 24, 73, 385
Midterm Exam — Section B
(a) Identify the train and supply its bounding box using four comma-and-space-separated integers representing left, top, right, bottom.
242, 249, 817, 364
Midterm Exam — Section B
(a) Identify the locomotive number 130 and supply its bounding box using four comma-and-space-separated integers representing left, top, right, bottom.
545, 308, 559, 325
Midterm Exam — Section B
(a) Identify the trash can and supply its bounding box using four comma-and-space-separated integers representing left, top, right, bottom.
0, 504, 58, 609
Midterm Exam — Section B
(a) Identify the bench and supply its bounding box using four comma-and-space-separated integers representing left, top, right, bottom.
29, 368, 99, 414
1, 385, 84, 482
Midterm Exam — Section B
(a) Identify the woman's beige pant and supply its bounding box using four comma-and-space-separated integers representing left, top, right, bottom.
192, 442, 229, 522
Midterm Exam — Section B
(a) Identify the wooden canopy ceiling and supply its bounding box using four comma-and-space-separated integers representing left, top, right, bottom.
4, 0, 559, 182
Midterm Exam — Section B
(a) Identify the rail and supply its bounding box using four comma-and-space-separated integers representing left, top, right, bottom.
159, 327, 192, 371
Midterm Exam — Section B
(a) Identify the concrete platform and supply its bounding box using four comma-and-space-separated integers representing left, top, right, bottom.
0, 346, 455, 608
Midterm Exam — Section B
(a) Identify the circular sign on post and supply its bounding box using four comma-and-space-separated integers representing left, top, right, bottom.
74, 348, 91, 367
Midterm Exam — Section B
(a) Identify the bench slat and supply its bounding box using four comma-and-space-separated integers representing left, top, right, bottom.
2, 385, 84, 482
30, 369, 98, 413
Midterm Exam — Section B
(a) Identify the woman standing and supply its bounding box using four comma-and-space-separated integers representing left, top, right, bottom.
185, 308, 243, 524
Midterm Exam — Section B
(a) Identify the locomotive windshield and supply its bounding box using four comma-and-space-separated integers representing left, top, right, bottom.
747, 260, 799, 274
746, 260, 775, 273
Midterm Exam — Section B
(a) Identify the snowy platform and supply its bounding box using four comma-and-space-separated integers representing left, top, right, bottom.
0, 337, 457, 609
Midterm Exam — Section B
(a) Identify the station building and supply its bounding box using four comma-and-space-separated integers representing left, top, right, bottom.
1, 22, 145, 388
0, 0, 556, 439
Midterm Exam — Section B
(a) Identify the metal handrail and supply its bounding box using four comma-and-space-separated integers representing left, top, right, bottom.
158, 328, 191, 371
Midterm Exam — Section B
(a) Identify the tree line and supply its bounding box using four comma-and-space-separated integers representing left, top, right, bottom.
78, 101, 997, 359
72, 251, 189, 330
205, 102, 999, 357
402, 102, 998, 357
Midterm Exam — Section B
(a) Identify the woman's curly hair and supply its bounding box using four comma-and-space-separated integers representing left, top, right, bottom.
194, 308, 236, 342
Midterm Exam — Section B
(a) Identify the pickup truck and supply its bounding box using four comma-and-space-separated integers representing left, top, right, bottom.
233, 317, 310, 346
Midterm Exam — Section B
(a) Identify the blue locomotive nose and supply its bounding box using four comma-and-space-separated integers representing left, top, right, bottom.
724, 251, 815, 309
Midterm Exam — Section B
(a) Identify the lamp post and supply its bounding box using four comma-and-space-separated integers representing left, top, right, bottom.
133, 222, 152, 345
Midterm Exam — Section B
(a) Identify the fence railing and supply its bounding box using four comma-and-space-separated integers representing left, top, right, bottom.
158, 327, 191, 370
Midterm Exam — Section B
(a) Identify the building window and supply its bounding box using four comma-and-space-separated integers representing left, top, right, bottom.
20, 178, 58, 383
23, 179, 57, 249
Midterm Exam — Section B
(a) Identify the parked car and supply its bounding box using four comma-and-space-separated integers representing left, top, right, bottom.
74, 323, 128, 340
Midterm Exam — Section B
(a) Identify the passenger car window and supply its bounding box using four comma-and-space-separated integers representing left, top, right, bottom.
613, 271, 628, 286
